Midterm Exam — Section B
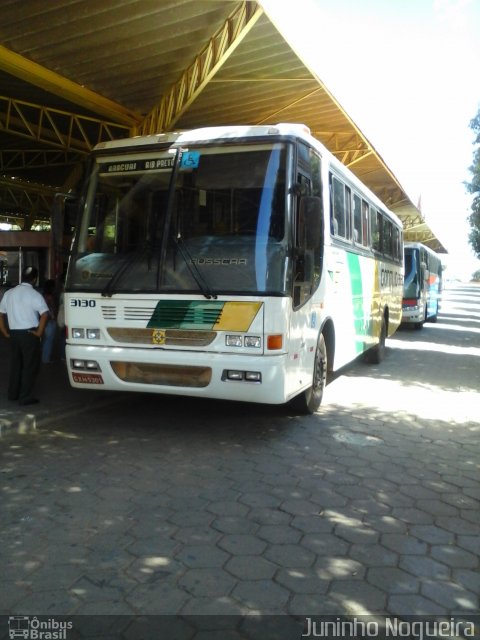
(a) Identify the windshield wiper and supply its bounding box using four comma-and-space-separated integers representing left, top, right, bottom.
174, 233, 217, 300
101, 249, 147, 297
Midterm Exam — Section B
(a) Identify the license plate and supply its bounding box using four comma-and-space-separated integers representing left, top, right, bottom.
72, 372, 104, 384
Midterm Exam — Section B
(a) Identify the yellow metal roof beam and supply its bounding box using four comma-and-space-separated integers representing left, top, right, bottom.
0, 96, 130, 152
0, 186, 52, 221
138, 1, 264, 134
255, 87, 322, 126
0, 149, 82, 172
0, 176, 59, 196
209, 77, 317, 82
322, 132, 367, 150
344, 150, 374, 167
0, 177, 57, 224
402, 220, 427, 231
375, 187, 406, 207
0, 44, 141, 128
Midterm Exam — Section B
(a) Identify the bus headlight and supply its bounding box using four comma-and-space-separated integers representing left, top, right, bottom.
71, 359, 100, 371
72, 328, 100, 339
223, 370, 262, 383
227, 370, 243, 380
226, 335, 261, 348
244, 336, 261, 348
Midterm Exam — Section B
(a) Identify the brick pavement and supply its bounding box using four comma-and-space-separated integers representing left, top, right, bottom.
0, 284, 479, 638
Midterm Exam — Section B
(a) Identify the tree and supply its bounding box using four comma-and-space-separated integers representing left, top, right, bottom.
467, 109, 480, 257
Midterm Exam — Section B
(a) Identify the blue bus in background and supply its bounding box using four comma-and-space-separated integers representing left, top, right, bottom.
402, 242, 443, 329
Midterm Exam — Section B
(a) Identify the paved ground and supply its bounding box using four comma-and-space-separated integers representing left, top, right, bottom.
0, 283, 479, 638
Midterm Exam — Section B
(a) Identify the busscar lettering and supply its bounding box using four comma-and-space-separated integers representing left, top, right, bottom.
192, 257, 247, 266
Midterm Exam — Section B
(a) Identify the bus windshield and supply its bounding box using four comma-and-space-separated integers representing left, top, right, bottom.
68, 143, 290, 296
403, 247, 419, 298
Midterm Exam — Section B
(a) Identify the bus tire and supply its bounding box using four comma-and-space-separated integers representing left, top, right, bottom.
365, 315, 386, 364
289, 333, 327, 414
428, 302, 439, 323
414, 305, 426, 329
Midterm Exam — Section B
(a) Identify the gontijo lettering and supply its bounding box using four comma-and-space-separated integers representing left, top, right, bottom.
380, 267, 403, 287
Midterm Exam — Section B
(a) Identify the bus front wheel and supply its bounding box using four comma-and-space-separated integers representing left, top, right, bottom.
289, 333, 327, 415
427, 302, 439, 323
414, 305, 427, 329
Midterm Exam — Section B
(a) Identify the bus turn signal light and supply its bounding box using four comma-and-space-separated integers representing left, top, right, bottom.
267, 334, 283, 350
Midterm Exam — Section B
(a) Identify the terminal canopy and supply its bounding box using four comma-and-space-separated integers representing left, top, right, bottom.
0, 0, 445, 251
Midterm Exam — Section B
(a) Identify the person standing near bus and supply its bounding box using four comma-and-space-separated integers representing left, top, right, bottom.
0, 266, 49, 405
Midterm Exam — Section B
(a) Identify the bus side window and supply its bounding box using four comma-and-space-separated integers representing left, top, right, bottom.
392, 226, 401, 263
353, 194, 362, 244
362, 201, 370, 247
372, 209, 383, 253
330, 175, 345, 238
383, 217, 393, 258
345, 186, 352, 241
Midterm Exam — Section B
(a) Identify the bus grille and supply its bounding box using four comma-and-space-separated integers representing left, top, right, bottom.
102, 302, 224, 328
101, 305, 117, 320
147, 300, 224, 329
124, 306, 155, 321
110, 361, 211, 387
106, 328, 216, 347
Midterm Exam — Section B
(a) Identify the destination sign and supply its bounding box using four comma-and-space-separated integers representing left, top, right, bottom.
99, 155, 176, 174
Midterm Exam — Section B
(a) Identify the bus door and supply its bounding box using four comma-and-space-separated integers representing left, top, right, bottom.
288, 145, 323, 394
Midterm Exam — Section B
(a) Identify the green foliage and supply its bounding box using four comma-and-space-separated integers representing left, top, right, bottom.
467, 109, 480, 257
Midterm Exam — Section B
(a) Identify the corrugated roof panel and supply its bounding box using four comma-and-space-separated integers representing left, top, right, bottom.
0, 0, 237, 112
0, 0, 445, 249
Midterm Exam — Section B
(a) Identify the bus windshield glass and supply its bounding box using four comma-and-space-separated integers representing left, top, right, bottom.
403, 247, 418, 298
68, 143, 290, 296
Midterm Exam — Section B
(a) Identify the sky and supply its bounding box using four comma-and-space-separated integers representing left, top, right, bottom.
261, 0, 480, 278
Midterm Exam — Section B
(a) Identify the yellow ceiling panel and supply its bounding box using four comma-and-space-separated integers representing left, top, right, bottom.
0, 0, 446, 250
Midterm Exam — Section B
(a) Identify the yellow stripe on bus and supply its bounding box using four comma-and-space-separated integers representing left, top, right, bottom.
213, 302, 262, 331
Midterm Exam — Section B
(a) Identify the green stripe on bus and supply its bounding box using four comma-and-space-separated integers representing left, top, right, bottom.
147, 300, 224, 329
347, 252, 366, 354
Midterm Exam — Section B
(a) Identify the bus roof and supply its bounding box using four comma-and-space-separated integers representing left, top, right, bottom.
404, 241, 440, 254
94, 123, 402, 228
94, 123, 313, 151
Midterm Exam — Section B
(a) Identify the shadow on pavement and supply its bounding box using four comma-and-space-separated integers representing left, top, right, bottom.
0, 285, 478, 624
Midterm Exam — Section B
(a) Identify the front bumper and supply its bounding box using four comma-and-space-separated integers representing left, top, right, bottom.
66, 344, 291, 405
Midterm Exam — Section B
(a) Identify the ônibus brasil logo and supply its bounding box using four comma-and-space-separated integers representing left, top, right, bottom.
8, 616, 72, 639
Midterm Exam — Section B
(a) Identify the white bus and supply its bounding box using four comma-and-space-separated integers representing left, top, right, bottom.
402, 242, 442, 328
64, 124, 403, 413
